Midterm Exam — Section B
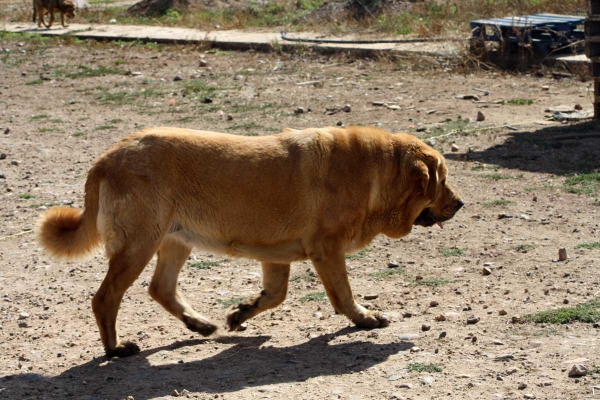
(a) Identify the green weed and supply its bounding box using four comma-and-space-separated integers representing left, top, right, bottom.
408, 362, 443, 373
523, 300, 600, 324
299, 291, 327, 303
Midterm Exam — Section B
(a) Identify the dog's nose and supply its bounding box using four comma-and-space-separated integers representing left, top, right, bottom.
456, 200, 465, 211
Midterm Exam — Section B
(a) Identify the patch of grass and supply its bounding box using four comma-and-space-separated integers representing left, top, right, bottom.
439, 247, 466, 257
72, 131, 86, 137
370, 268, 407, 281
189, 260, 220, 269
95, 125, 117, 131
38, 128, 60, 133
19, 194, 36, 199
30, 114, 48, 121
26, 79, 44, 86
291, 274, 315, 282
523, 300, 600, 324
482, 199, 513, 207
345, 247, 372, 260
50, 118, 63, 123
471, 165, 485, 171
501, 98, 534, 106
426, 118, 470, 137
230, 102, 285, 113
182, 80, 218, 97
226, 122, 263, 131
109, 118, 124, 124
216, 296, 246, 308
482, 173, 511, 181
564, 172, 600, 197
415, 277, 454, 287
408, 362, 443, 373
575, 242, 600, 250
515, 244, 535, 252
299, 291, 327, 303
65, 66, 127, 79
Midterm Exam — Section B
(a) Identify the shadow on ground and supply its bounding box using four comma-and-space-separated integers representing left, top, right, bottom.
445, 120, 600, 176
0, 328, 412, 399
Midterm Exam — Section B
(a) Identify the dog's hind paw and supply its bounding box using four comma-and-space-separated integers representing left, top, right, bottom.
226, 300, 257, 332
183, 314, 218, 336
354, 311, 390, 329
106, 340, 140, 358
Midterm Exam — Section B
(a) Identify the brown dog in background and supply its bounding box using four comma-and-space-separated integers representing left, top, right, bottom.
33, 0, 75, 28
37, 126, 463, 358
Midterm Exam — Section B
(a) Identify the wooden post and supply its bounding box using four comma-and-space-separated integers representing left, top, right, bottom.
587, 0, 600, 118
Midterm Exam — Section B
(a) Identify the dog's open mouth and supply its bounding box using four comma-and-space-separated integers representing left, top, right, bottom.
414, 208, 444, 229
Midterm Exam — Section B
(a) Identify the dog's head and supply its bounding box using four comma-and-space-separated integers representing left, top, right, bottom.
62, 0, 76, 18
411, 146, 463, 229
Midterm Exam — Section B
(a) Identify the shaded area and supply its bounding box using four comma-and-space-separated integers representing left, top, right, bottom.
0, 328, 412, 399
445, 120, 600, 176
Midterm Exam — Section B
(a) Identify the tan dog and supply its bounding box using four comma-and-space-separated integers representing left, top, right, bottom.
33, 0, 75, 28
37, 126, 463, 357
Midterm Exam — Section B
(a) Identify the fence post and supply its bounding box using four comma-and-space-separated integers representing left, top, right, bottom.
586, 0, 600, 118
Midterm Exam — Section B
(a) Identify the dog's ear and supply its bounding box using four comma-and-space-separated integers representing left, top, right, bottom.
416, 156, 439, 200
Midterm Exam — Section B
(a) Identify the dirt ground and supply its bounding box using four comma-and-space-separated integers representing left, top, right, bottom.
1, 37, 600, 400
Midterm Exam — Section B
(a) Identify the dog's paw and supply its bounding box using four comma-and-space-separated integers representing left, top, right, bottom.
226, 301, 257, 332
183, 314, 218, 336
106, 340, 140, 358
354, 311, 390, 329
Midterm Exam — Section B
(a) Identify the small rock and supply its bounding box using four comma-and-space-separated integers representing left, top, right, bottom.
574, 103, 583, 110
518, 383, 527, 390
422, 376, 434, 385
387, 261, 400, 268
364, 294, 379, 300
294, 107, 305, 114
233, 75, 244, 81
236, 323, 247, 332
129, 71, 142, 76
541, 85, 550, 90
476, 111, 485, 121
399, 333, 419, 340
4, 128, 10, 135
471, 336, 477, 343
430, 301, 439, 307
435, 314, 446, 322
409, 346, 420, 353
484, 262, 494, 267
492, 339, 504, 345
558, 248, 567, 261
499, 309, 507, 316
18, 312, 29, 320
421, 324, 431, 331
397, 383, 412, 389
336, 121, 343, 126
451, 144, 459, 152
389, 393, 406, 400
482, 267, 492, 276
563, 299, 569, 305
403, 312, 412, 318
466, 316, 480, 325
199, 59, 208, 67
313, 312, 323, 320
226, 114, 233, 121
0, 153, 6, 160
415, 275, 423, 281
201, 97, 213, 104
10, 160, 19, 166
456, 94, 480, 101
568, 364, 587, 378
426, 139, 435, 147
524, 394, 535, 399
342, 104, 351, 112
438, 331, 447, 339
511, 315, 522, 323
173, 75, 183, 81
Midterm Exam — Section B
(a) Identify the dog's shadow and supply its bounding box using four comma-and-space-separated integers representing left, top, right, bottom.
1, 327, 413, 399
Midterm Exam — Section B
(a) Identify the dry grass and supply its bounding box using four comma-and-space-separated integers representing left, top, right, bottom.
4, 0, 587, 37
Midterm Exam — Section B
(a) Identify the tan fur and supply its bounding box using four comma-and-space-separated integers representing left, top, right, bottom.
37, 126, 463, 357
33, 0, 75, 28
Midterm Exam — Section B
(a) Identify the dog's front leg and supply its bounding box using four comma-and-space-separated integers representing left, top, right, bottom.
226, 262, 290, 331
311, 250, 389, 329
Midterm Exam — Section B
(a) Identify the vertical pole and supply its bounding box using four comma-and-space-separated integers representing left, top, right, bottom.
586, 0, 600, 118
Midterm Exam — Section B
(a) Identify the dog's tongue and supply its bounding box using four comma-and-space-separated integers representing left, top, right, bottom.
436, 221, 444, 229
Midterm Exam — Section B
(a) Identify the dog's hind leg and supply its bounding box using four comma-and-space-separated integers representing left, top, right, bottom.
226, 262, 290, 331
311, 251, 390, 329
92, 242, 159, 358
149, 239, 218, 336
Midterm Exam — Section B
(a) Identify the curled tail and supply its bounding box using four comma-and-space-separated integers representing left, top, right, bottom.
37, 170, 102, 259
